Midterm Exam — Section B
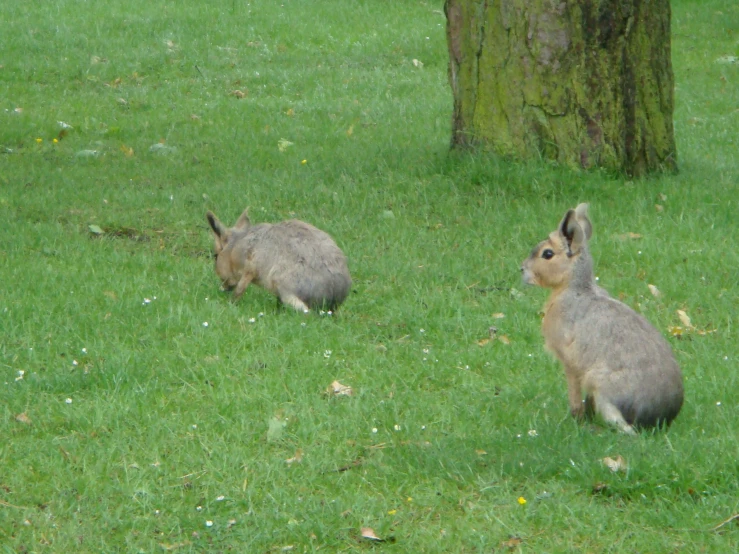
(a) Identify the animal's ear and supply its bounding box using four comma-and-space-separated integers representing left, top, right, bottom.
574, 203, 593, 240
559, 209, 585, 255
234, 208, 251, 230
207, 211, 227, 238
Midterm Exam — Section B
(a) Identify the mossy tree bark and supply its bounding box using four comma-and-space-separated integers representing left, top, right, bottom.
444, 0, 677, 176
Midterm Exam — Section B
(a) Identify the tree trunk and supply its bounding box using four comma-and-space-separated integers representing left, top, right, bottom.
444, 0, 677, 176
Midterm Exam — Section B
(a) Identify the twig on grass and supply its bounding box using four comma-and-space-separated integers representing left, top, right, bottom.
711, 513, 739, 532
0, 499, 30, 510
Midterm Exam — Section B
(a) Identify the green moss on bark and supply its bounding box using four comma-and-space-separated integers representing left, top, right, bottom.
445, 0, 677, 176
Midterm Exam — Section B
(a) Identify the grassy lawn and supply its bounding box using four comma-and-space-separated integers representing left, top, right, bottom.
1, 0, 738, 551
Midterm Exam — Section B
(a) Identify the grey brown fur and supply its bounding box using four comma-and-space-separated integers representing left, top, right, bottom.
520, 203, 684, 434
207, 209, 351, 312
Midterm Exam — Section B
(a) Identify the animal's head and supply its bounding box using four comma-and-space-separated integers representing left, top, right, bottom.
206, 208, 251, 290
521, 203, 591, 290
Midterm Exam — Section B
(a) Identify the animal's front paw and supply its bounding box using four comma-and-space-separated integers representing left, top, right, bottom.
570, 403, 586, 420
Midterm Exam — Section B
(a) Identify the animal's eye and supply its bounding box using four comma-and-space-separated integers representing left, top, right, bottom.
542, 249, 555, 260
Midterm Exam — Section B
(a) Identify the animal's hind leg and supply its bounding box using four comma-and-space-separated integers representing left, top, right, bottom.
593, 393, 636, 435
279, 292, 310, 313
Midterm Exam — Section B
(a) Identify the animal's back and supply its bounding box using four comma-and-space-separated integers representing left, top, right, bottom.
553, 291, 683, 427
256, 220, 351, 309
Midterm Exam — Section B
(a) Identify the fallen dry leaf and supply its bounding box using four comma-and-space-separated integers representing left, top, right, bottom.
615, 232, 642, 240
592, 482, 609, 494
670, 310, 715, 337
602, 455, 627, 472
230, 89, 247, 98
346, 124, 354, 137
15, 413, 32, 425
326, 380, 353, 397
285, 108, 294, 116
120, 145, 134, 157
498, 334, 511, 345
655, 204, 664, 212
501, 536, 523, 549
285, 449, 303, 464
412, 59, 424, 68
476, 338, 490, 347
492, 312, 505, 319
277, 138, 294, 152
360, 527, 384, 542
677, 309, 692, 328
647, 284, 661, 298
336, 457, 364, 472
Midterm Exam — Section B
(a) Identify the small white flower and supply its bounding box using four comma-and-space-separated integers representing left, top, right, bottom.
155, 509, 160, 515
216, 495, 225, 501
319, 310, 325, 315
143, 298, 151, 305
153, 296, 157, 300
205, 520, 213, 527
528, 429, 538, 437
638, 251, 642, 255
303, 309, 309, 314
372, 427, 378, 434
327, 311, 332, 315
570, 459, 576, 467
724, 356, 729, 360
421, 425, 426, 430
716, 401, 722, 406
419, 328, 425, 334
301, 322, 306, 327
72, 360, 78, 366
202, 322, 209, 327
516, 434, 522, 438
248, 318, 256, 323
65, 398, 73, 404
423, 348, 429, 354
422, 358, 427, 362
196, 506, 203, 511
394, 424, 401, 431
15, 370, 24, 381
324, 350, 332, 358
192, 424, 198, 429
82, 348, 87, 354
258, 312, 264, 317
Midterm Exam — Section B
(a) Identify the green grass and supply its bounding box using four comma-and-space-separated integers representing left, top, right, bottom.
1, 0, 738, 551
